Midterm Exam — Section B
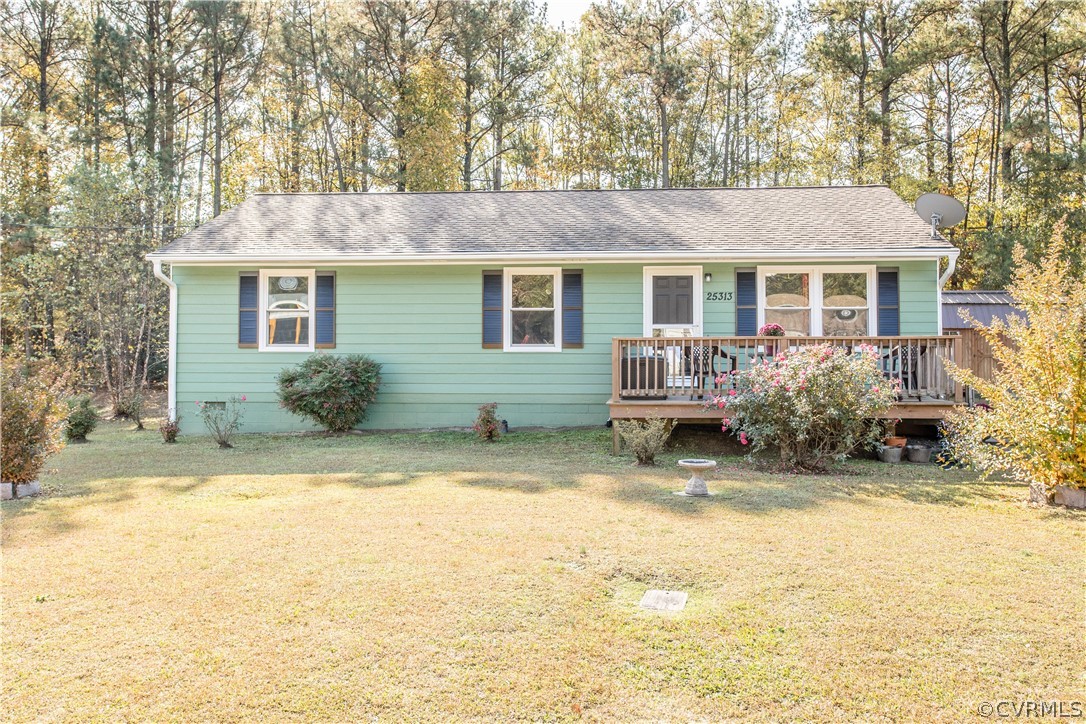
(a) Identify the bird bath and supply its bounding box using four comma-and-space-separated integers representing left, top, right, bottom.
675, 458, 717, 497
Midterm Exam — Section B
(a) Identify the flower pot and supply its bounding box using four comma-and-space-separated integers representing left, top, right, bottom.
1053, 485, 1086, 509
1, 481, 41, 500
877, 445, 903, 463
905, 445, 932, 464
883, 436, 907, 448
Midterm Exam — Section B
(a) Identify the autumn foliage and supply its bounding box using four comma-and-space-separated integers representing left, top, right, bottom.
943, 226, 1086, 489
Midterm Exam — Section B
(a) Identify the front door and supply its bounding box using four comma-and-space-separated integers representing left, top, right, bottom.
644, 267, 702, 337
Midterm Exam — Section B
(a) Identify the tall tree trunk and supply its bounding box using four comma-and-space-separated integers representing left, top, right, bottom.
289, 62, 302, 192
659, 100, 670, 189
944, 59, 954, 188
1042, 31, 1052, 155
997, 1, 1013, 189
856, 8, 869, 183
462, 80, 474, 190
212, 64, 223, 217
492, 117, 503, 190
195, 105, 207, 223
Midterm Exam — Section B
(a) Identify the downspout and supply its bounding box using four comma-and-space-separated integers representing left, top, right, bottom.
936, 252, 958, 337
937, 252, 957, 289
151, 259, 178, 417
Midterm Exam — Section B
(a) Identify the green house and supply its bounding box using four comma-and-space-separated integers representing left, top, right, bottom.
148, 185, 961, 434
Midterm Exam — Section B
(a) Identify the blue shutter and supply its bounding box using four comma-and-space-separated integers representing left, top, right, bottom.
877, 269, 900, 336
238, 273, 258, 347
736, 271, 757, 335
315, 272, 335, 348
562, 270, 584, 349
482, 271, 503, 348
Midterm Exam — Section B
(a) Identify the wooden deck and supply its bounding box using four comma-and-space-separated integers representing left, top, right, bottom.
607, 335, 966, 454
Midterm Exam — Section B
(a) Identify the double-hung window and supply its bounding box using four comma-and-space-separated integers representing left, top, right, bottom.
259, 269, 315, 351
757, 266, 875, 336
503, 268, 562, 352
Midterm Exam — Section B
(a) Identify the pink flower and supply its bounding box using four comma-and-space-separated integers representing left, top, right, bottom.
872, 387, 879, 394
240, 395, 247, 402
739, 432, 749, 445
728, 389, 737, 396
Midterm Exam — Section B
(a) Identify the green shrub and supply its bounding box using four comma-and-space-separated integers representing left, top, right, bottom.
196, 396, 245, 449
943, 227, 1086, 489
65, 395, 99, 442
277, 354, 382, 433
1, 364, 67, 484
615, 417, 675, 466
114, 390, 144, 429
473, 403, 501, 441
710, 344, 898, 471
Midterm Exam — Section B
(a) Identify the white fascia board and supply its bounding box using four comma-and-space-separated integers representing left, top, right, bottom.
147, 248, 959, 266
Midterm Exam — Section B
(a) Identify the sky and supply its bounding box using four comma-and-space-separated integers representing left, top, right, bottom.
545, 0, 596, 27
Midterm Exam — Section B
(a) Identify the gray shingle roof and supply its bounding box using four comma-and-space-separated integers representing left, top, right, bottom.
149, 185, 958, 261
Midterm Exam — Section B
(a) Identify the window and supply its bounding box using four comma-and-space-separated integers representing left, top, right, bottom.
757, 266, 875, 336
504, 268, 562, 351
259, 269, 315, 351
821, 271, 869, 336
764, 271, 811, 336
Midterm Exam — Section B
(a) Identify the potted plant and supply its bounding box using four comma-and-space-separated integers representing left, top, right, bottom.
882, 420, 906, 448
758, 323, 785, 357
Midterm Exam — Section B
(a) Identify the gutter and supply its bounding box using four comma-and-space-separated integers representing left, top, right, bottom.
151, 259, 178, 417
146, 248, 961, 266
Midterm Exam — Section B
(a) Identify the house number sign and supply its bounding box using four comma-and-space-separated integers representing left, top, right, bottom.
705, 291, 733, 301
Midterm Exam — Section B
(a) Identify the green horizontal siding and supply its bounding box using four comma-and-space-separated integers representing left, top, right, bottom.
173, 259, 940, 432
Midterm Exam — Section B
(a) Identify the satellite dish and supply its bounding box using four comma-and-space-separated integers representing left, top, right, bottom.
915, 193, 965, 238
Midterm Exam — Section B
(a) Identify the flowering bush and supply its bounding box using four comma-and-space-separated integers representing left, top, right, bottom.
277, 354, 382, 433
196, 396, 246, 448
758, 323, 786, 337
708, 344, 898, 471
473, 403, 501, 442
1, 363, 68, 484
943, 226, 1086, 491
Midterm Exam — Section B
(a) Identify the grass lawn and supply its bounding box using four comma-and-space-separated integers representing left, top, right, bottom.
3, 421, 1083, 721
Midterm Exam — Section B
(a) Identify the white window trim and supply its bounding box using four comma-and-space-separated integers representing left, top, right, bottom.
259, 268, 316, 352
756, 265, 876, 336
503, 267, 563, 352
642, 265, 704, 336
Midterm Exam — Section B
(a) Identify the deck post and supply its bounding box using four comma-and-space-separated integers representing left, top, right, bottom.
952, 334, 964, 403
611, 338, 622, 401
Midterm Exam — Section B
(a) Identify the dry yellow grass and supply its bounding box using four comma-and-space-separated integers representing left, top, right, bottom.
3, 422, 1084, 721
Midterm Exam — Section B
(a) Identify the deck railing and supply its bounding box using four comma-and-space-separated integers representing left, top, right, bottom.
611, 335, 964, 403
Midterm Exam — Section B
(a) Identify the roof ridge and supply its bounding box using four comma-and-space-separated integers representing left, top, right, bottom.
251, 184, 892, 197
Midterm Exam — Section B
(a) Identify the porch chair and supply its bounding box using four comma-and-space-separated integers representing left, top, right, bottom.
682, 345, 735, 400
